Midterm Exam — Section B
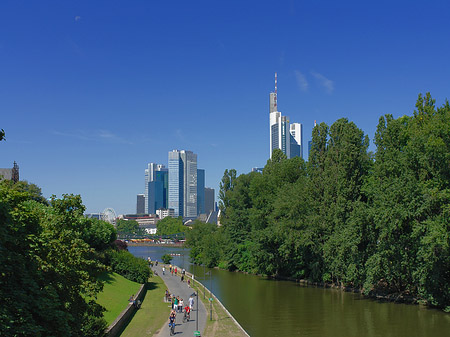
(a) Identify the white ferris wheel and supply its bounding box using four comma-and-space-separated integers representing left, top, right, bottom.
101, 208, 117, 225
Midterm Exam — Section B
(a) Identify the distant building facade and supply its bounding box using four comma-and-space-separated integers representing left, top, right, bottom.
289, 123, 303, 159
197, 169, 205, 215
204, 187, 215, 214
144, 163, 167, 213
0, 161, 19, 182
148, 170, 168, 214
269, 73, 302, 159
136, 194, 145, 214
156, 208, 175, 219
168, 150, 197, 217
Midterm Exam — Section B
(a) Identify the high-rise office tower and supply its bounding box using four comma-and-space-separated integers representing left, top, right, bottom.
136, 194, 145, 214
290, 123, 303, 159
168, 150, 198, 217
269, 73, 303, 159
204, 187, 215, 214
144, 163, 167, 213
197, 169, 205, 215
148, 170, 168, 214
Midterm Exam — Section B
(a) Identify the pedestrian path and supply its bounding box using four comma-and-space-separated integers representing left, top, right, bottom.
153, 265, 206, 337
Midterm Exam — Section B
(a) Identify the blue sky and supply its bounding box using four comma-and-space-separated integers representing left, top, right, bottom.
1, 0, 450, 215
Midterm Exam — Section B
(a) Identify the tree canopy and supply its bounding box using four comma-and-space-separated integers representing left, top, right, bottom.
187, 93, 450, 310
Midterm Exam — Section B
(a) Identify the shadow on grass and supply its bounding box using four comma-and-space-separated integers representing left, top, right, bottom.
98, 272, 115, 284
146, 280, 159, 291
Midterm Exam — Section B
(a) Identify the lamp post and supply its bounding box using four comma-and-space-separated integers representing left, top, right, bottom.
205, 271, 212, 321
196, 291, 198, 332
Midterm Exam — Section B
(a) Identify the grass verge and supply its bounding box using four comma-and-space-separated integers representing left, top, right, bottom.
191, 279, 248, 337
119, 274, 169, 337
96, 272, 141, 325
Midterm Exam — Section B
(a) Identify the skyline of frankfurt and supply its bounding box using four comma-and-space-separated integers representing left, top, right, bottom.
1, 0, 450, 215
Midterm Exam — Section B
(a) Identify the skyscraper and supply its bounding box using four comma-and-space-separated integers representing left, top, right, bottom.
197, 169, 205, 215
204, 187, 215, 214
144, 163, 167, 213
148, 170, 168, 214
269, 73, 303, 159
289, 123, 303, 159
136, 194, 145, 214
168, 150, 198, 217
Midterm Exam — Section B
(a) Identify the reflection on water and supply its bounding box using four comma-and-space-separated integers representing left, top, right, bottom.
129, 245, 450, 337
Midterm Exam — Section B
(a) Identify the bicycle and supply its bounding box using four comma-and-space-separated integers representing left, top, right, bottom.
169, 322, 175, 336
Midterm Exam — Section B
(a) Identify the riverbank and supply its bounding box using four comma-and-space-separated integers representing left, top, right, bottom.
127, 243, 184, 247
128, 245, 450, 336
268, 274, 426, 307
170, 265, 249, 337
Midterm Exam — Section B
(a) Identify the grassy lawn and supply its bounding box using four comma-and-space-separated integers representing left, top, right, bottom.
191, 280, 248, 337
96, 272, 142, 325
119, 275, 169, 337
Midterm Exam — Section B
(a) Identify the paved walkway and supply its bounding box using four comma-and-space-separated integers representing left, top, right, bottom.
153, 265, 207, 337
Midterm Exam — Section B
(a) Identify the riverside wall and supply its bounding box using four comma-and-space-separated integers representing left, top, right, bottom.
104, 283, 146, 337
176, 266, 250, 337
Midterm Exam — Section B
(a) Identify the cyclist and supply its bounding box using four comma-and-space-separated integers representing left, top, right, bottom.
169, 310, 176, 332
183, 304, 191, 322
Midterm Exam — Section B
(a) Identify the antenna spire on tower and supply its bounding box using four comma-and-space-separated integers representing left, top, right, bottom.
274, 72, 278, 109
275, 72, 277, 94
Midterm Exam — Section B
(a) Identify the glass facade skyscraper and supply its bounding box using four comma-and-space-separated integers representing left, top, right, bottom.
144, 163, 166, 213
168, 150, 198, 218
197, 169, 205, 215
148, 170, 168, 214
269, 74, 303, 159
168, 151, 184, 217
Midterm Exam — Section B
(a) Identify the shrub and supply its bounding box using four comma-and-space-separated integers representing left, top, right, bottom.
108, 250, 151, 284
161, 254, 173, 264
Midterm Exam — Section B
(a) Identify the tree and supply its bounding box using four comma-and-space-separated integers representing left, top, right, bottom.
156, 216, 185, 235
0, 128, 5, 141
0, 187, 108, 336
116, 218, 139, 234
161, 254, 173, 264
218, 169, 237, 214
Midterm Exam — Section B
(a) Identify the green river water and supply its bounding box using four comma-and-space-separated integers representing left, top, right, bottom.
129, 245, 450, 337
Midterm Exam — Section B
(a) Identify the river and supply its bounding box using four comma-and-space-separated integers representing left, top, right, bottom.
129, 245, 450, 337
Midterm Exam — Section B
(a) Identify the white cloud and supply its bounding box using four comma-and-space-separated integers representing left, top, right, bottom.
53, 129, 132, 144
311, 71, 334, 94
294, 70, 308, 92
74, 16, 81, 22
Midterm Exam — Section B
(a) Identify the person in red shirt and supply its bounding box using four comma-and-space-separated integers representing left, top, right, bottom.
183, 305, 190, 322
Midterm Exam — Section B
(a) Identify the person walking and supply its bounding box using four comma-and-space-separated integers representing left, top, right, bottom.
189, 295, 194, 310
178, 298, 183, 313
173, 296, 179, 311
162, 266, 165, 275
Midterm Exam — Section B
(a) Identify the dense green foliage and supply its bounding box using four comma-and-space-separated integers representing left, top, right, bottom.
0, 183, 116, 336
156, 216, 186, 235
107, 250, 151, 284
161, 253, 173, 264
187, 93, 450, 310
116, 218, 141, 234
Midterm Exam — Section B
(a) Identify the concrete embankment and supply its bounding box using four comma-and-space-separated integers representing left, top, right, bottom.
179, 267, 250, 337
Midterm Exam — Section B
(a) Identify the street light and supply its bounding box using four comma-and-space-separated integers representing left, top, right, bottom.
205, 271, 212, 321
